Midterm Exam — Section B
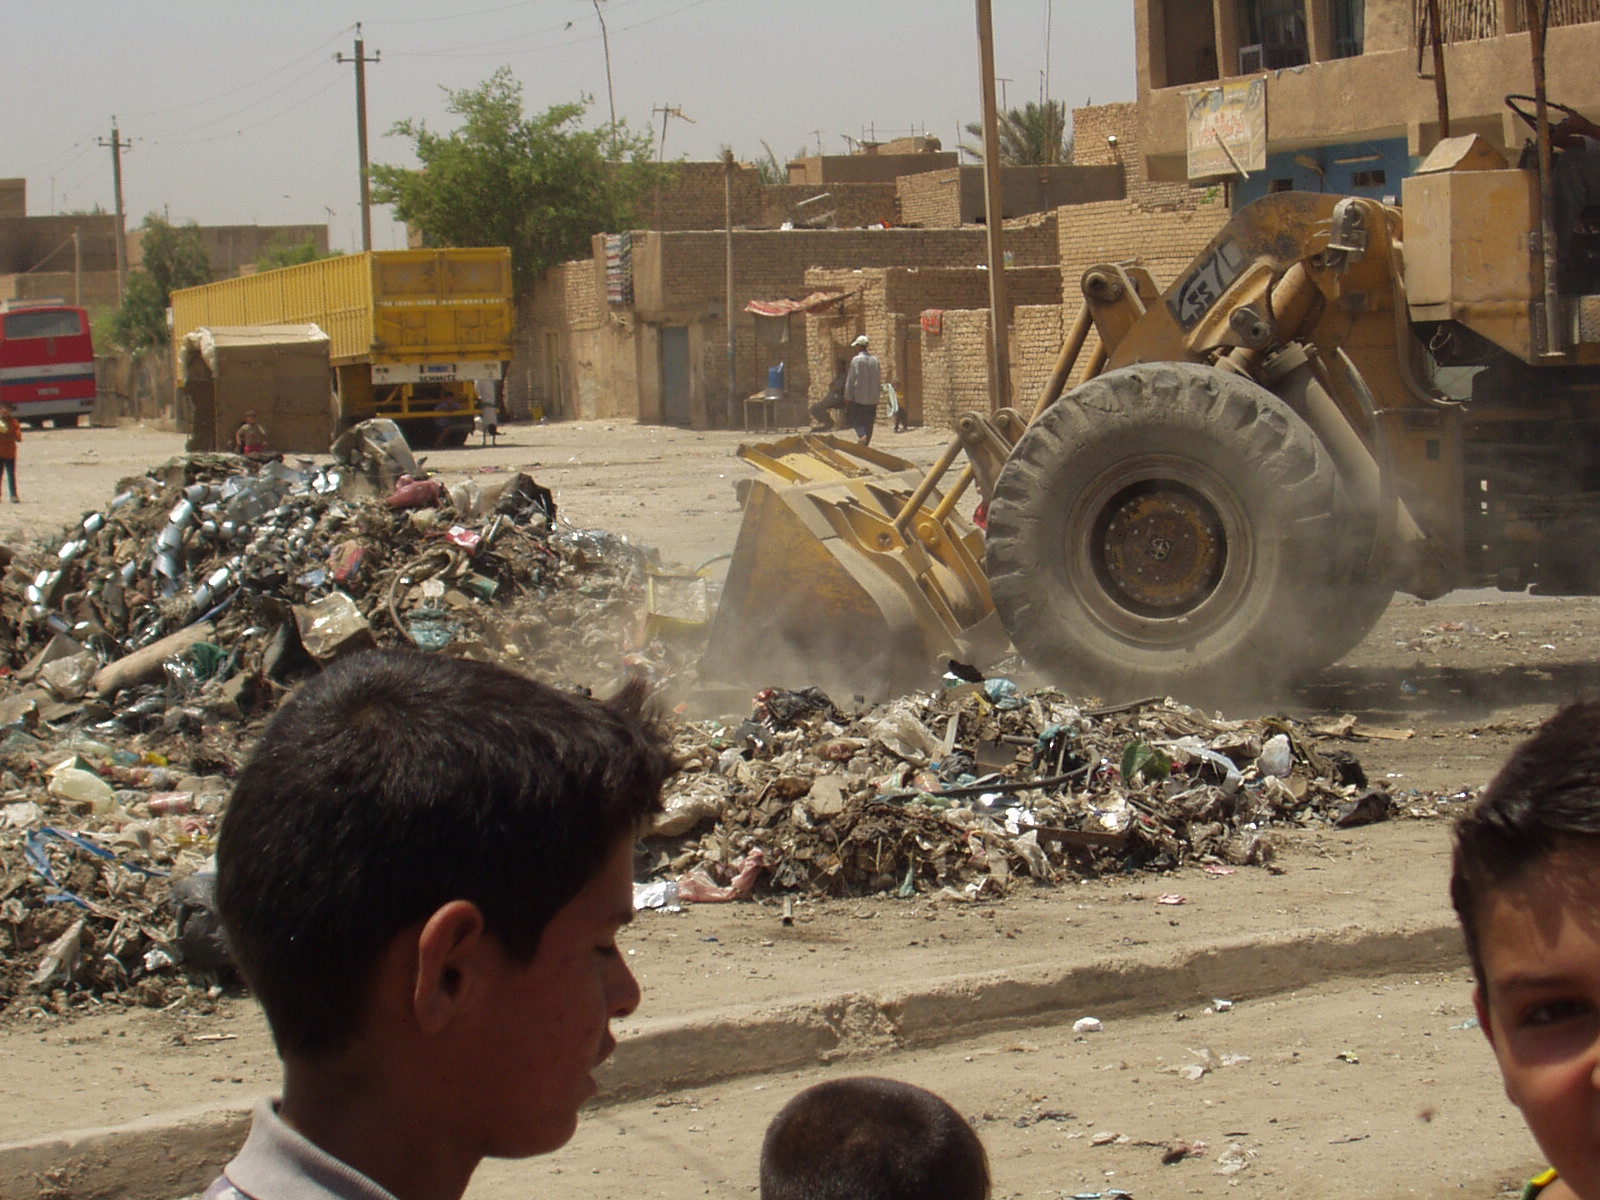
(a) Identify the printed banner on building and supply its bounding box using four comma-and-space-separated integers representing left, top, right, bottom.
1184, 78, 1267, 182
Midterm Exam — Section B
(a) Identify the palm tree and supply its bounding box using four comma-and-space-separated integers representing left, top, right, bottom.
963, 99, 1073, 166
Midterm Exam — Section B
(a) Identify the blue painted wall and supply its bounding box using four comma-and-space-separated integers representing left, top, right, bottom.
1234, 136, 1415, 208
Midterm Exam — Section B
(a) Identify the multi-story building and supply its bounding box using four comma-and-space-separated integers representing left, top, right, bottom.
1135, 0, 1600, 206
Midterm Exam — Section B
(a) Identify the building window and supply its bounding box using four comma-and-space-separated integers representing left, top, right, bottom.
1239, 0, 1309, 71
1352, 168, 1387, 188
1332, 0, 1365, 57
1157, 0, 1221, 86
1269, 177, 1295, 193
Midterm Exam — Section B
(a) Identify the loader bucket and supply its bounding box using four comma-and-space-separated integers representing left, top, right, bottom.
701, 435, 1005, 700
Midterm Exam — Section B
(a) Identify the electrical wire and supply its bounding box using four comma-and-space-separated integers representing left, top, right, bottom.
144, 58, 337, 143
148, 75, 345, 149
123, 26, 355, 119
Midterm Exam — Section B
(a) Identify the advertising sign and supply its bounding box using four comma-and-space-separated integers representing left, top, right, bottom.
1185, 78, 1267, 181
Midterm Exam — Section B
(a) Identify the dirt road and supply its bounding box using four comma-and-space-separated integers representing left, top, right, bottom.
6, 419, 1595, 1197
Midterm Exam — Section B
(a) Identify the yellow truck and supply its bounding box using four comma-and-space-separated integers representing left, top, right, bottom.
170, 248, 514, 447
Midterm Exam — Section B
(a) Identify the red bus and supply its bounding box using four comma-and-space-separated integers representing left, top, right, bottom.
0, 300, 96, 428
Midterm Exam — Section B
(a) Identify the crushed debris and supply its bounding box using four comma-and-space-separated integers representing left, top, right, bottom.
640, 683, 1471, 903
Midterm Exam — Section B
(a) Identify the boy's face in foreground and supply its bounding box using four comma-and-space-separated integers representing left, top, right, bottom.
457, 835, 641, 1159
1475, 852, 1600, 1199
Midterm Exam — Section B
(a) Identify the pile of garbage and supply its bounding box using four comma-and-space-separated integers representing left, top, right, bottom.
639, 680, 1455, 904
0, 434, 711, 1018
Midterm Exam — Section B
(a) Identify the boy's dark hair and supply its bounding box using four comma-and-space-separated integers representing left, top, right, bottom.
760, 1076, 989, 1200
1450, 699, 1600, 983
216, 650, 672, 1058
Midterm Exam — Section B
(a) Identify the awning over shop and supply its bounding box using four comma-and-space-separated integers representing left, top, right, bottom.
743, 290, 847, 318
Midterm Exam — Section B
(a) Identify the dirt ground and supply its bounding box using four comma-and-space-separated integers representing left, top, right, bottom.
5, 418, 1595, 1197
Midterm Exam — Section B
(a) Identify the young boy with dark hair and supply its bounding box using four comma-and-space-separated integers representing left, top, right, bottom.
207, 649, 674, 1200
1451, 699, 1600, 1200
760, 1076, 990, 1200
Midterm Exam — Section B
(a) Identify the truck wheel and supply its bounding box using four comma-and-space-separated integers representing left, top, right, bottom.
985, 363, 1344, 702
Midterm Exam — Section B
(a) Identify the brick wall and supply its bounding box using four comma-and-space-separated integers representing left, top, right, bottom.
1012, 304, 1065, 415
1073, 101, 1203, 210
0, 215, 118, 275
758, 183, 899, 229
897, 169, 965, 228
799, 264, 1062, 428
646, 162, 763, 232
920, 308, 993, 429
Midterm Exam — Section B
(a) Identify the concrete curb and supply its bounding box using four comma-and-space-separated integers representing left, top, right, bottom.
0, 916, 1464, 1200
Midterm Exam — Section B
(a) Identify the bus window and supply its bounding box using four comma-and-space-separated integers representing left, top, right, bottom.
4, 309, 85, 340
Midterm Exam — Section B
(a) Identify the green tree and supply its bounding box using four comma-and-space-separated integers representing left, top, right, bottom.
963, 100, 1074, 166
109, 214, 211, 351
371, 68, 664, 290
254, 234, 340, 272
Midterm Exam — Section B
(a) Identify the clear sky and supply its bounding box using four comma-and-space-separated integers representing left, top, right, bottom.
10, 1, 1135, 254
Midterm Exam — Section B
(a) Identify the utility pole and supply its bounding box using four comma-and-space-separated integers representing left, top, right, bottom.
975, 0, 1012, 411
592, 0, 619, 157
72, 231, 81, 307
724, 149, 737, 429
1424, 0, 1450, 140
337, 24, 380, 252
98, 119, 131, 297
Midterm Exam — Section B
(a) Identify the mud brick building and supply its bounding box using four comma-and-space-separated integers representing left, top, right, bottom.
514, 107, 1230, 429
1137, 0, 1600, 206
0, 179, 121, 308
519, 224, 1059, 427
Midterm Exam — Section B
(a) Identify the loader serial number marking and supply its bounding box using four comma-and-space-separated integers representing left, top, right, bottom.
1171, 240, 1247, 330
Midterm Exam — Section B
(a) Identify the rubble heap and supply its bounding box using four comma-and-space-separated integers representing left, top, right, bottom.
641, 682, 1455, 903
0, 449, 704, 1018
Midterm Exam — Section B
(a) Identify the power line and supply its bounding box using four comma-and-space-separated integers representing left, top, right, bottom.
123, 27, 355, 119
147, 76, 345, 148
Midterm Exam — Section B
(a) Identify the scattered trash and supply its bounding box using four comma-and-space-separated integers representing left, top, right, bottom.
1156, 893, 1187, 906
633, 880, 682, 911
1073, 1016, 1104, 1035
1211, 998, 1233, 1012
0, 451, 706, 1016
1334, 1050, 1361, 1064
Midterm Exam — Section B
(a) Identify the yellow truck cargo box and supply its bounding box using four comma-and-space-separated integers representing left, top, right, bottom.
171, 248, 514, 371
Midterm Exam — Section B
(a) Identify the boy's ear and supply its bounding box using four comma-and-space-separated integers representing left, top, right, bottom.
1472, 984, 1497, 1051
412, 900, 489, 1035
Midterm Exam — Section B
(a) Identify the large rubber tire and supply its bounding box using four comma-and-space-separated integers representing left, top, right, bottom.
985, 363, 1345, 702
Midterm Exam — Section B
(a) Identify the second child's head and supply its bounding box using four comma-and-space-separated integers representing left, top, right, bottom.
760, 1076, 989, 1200
1452, 700, 1600, 1199
217, 650, 673, 1157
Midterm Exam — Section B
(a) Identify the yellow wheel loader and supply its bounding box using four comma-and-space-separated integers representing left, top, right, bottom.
706, 97, 1600, 703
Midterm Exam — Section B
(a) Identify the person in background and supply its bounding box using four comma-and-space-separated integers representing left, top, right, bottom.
0, 404, 20, 502
234, 410, 269, 457
809, 357, 850, 432
844, 334, 882, 447
478, 374, 501, 446
760, 1076, 990, 1200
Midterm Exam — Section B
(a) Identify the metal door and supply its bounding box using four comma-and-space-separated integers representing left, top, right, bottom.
661, 326, 690, 426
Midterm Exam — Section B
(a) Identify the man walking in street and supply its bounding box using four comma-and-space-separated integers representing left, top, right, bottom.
844, 334, 881, 447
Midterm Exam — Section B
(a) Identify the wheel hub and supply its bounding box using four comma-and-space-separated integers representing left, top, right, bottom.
1097, 486, 1225, 614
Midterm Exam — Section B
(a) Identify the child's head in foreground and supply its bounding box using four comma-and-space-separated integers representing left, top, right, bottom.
760, 1076, 989, 1200
217, 650, 672, 1159
1451, 699, 1600, 1199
